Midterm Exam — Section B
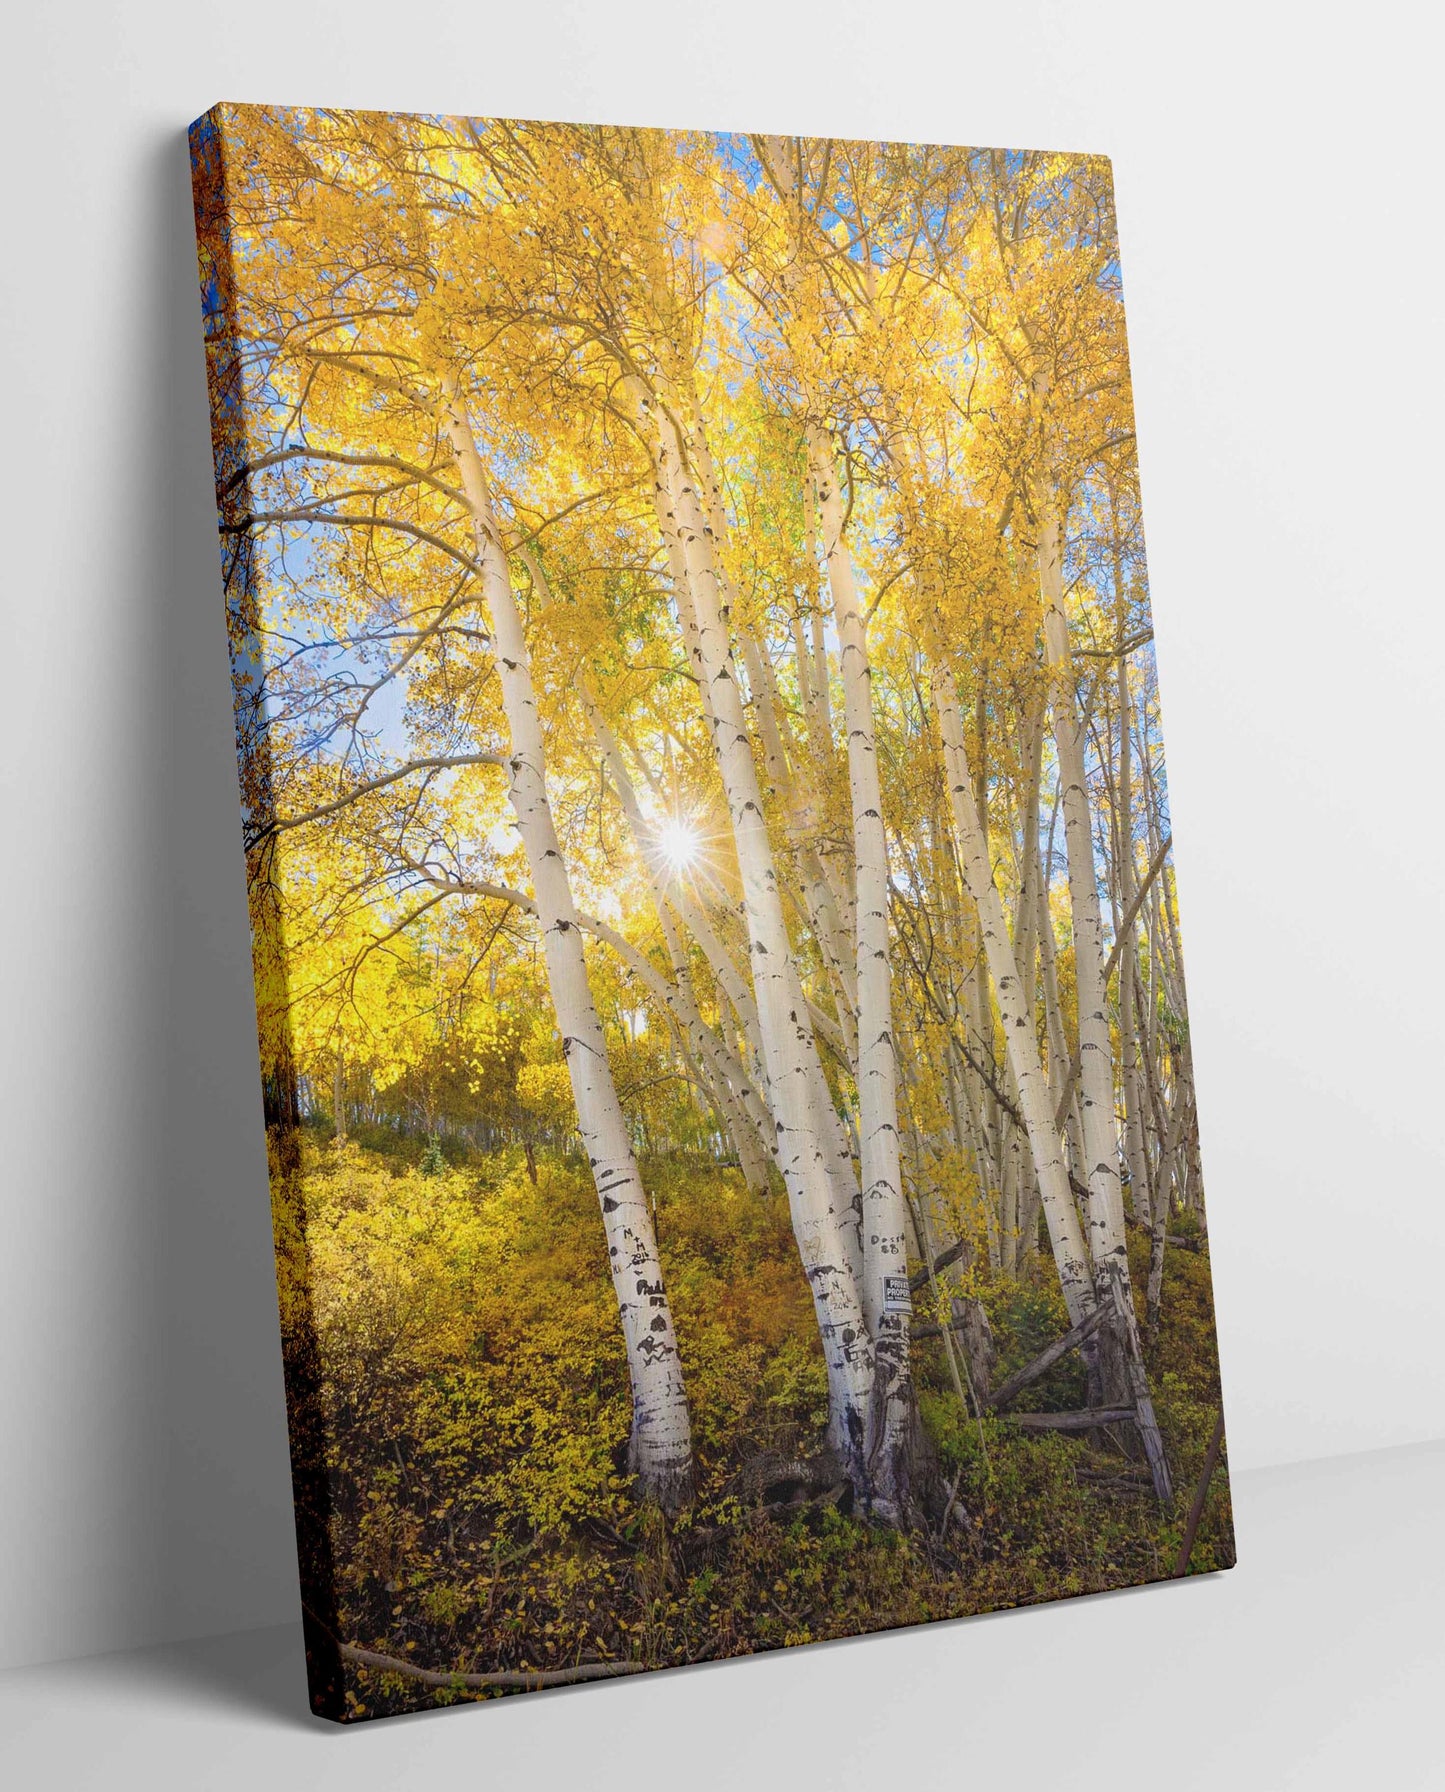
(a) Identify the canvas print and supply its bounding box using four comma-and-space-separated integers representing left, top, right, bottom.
190, 106, 1234, 1723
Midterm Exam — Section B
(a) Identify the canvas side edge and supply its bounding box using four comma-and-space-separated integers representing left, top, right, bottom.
186, 108, 352, 1724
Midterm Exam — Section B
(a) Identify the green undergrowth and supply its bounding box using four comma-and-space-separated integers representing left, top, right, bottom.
272, 1135, 1235, 1720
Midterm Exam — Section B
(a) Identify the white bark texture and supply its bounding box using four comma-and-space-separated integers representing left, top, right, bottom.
1034, 483, 1161, 1423
632, 380, 877, 1487
1115, 622, 1153, 1232
1036, 496, 1128, 1283
665, 434, 864, 1287
441, 383, 693, 1507
739, 630, 860, 1066
810, 424, 914, 1513
933, 658, 1094, 1328
684, 411, 863, 1243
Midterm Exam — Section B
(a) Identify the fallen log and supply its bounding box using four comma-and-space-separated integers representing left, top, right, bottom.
1009, 1407, 1137, 1432
986, 1305, 1107, 1412
1075, 1468, 1154, 1499
917, 1283, 1174, 1505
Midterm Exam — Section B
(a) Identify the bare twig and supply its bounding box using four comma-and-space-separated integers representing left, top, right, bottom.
339, 1641, 647, 1692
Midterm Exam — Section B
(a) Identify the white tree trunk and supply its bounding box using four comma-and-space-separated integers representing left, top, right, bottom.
1036, 495, 1128, 1287
934, 659, 1093, 1327
633, 381, 876, 1487
684, 397, 860, 1067
584, 903, 778, 1195
661, 427, 863, 1280
440, 382, 693, 1507
810, 423, 913, 1516
663, 410, 864, 1290
1037, 855, 1088, 1181
739, 629, 860, 1064
1115, 621, 1152, 1231
1036, 485, 1162, 1418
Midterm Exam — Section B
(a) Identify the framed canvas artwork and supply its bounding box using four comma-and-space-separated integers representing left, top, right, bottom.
189, 106, 1234, 1723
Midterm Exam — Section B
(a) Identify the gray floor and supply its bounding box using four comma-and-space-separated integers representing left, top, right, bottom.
3, 1441, 1440, 1791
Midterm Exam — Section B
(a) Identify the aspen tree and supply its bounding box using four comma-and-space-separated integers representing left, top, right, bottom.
630, 382, 879, 1495
440, 383, 694, 1507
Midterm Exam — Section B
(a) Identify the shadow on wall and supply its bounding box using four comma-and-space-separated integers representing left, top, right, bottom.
51, 127, 300, 1667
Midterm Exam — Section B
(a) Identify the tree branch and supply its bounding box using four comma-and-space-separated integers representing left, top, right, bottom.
339, 1641, 646, 1692
254, 753, 506, 841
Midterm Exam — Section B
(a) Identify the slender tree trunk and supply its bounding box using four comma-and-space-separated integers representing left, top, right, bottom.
675, 444, 864, 1284
811, 423, 914, 1518
595, 729, 778, 1194
739, 630, 860, 1065
1146, 1087, 1189, 1347
804, 477, 835, 746
333, 1049, 346, 1146
1036, 493, 1131, 1362
440, 382, 693, 1508
1115, 571, 1152, 1231
586, 903, 778, 1195
934, 658, 1093, 1327
632, 381, 876, 1491
686, 392, 860, 1051
523, 563, 778, 1197
1037, 895, 1086, 1184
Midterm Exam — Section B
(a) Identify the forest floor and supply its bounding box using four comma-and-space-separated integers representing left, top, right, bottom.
277, 1128, 1235, 1720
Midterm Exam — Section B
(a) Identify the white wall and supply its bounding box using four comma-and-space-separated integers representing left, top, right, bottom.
1, 0, 1438, 1673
